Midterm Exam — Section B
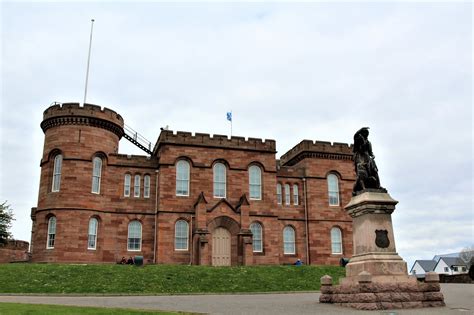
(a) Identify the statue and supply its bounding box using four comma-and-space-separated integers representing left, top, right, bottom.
352, 127, 384, 195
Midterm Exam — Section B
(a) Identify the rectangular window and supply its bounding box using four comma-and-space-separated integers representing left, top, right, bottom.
124, 174, 131, 197
144, 175, 150, 198
134, 175, 140, 198
444, 267, 449, 272
52, 155, 62, 192
285, 184, 290, 205
293, 185, 299, 205
91, 157, 102, 194
277, 184, 282, 205
453, 266, 459, 272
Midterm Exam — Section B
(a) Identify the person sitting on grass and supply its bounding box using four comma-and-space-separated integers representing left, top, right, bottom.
119, 256, 127, 264
127, 256, 134, 265
294, 258, 303, 266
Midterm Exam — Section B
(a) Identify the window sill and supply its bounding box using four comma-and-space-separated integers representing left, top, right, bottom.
127, 249, 142, 252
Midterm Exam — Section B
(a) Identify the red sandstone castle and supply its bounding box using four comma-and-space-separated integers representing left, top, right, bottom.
30, 103, 355, 266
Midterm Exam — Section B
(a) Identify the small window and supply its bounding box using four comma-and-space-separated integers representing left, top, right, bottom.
88, 218, 98, 250
127, 221, 142, 251
249, 165, 262, 200
91, 157, 102, 194
327, 174, 340, 206
52, 154, 62, 192
462, 267, 467, 272
46, 217, 56, 249
444, 267, 449, 272
134, 175, 141, 198
124, 174, 131, 197
175, 220, 189, 250
453, 266, 459, 272
293, 184, 299, 205
331, 227, 342, 254
144, 175, 151, 198
276, 183, 282, 205
283, 226, 295, 254
176, 160, 190, 196
250, 222, 263, 252
285, 184, 290, 205
213, 163, 226, 198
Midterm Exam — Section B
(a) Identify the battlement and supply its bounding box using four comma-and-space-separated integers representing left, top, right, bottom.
41, 102, 124, 137
154, 130, 276, 154
280, 139, 353, 166
43, 102, 124, 127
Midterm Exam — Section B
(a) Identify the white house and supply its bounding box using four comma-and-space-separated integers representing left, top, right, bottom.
433, 257, 469, 275
410, 260, 437, 277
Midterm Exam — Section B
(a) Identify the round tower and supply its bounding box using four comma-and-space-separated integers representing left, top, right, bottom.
31, 103, 124, 262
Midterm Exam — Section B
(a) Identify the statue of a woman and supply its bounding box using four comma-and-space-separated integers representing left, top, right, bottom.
353, 127, 383, 195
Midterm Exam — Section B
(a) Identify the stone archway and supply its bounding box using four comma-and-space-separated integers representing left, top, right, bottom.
208, 216, 241, 266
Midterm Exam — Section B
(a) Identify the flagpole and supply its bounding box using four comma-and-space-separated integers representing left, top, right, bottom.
231, 110, 233, 137
83, 19, 95, 105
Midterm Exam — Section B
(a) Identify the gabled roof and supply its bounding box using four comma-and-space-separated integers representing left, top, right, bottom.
207, 198, 240, 214
439, 257, 466, 267
412, 260, 437, 272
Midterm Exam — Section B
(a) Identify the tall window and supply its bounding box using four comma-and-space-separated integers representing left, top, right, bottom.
293, 184, 299, 205
327, 174, 340, 206
124, 174, 131, 197
277, 183, 282, 204
88, 218, 98, 250
213, 163, 226, 198
283, 226, 295, 254
144, 175, 150, 198
249, 165, 262, 200
134, 175, 141, 198
91, 157, 102, 194
52, 154, 62, 192
46, 217, 56, 249
128, 221, 142, 251
285, 184, 291, 205
250, 222, 263, 252
175, 220, 189, 250
331, 227, 342, 254
176, 160, 190, 196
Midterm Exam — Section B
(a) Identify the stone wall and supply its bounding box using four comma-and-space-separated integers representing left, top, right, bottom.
0, 240, 30, 263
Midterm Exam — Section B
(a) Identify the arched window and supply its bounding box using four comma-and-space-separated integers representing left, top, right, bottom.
128, 221, 142, 251
52, 154, 62, 192
46, 217, 56, 249
293, 184, 299, 205
213, 163, 226, 198
250, 222, 263, 252
249, 165, 262, 200
331, 227, 342, 254
175, 220, 189, 250
284, 184, 291, 205
327, 174, 340, 206
134, 174, 141, 198
144, 175, 151, 198
276, 183, 282, 204
124, 174, 131, 197
88, 218, 98, 250
91, 157, 102, 194
283, 226, 295, 254
176, 160, 190, 196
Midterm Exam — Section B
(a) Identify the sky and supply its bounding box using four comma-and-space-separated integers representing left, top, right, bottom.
1, 1, 472, 269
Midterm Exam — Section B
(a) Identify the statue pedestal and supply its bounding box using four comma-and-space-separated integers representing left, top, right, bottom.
319, 191, 445, 310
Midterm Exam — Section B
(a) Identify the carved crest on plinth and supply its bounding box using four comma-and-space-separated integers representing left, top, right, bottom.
375, 229, 390, 248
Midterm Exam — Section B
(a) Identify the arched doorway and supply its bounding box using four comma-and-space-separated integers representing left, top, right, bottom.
212, 227, 231, 266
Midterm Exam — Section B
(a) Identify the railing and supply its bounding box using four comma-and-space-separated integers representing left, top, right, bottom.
123, 124, 153, 155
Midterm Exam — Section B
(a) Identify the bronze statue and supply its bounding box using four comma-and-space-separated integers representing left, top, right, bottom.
352, 127, 384, 195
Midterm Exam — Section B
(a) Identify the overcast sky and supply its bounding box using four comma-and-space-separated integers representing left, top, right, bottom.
1, 1, 472, 268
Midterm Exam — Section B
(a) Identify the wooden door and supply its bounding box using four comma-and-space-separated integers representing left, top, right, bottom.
212, 227, 231, 266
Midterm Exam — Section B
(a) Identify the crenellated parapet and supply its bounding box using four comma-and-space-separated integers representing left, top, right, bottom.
153, 130, 276, 154
41, 103, 124, 138
280, 139, 353, 166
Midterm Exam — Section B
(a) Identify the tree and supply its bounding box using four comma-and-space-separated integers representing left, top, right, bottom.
0, 201, 15, 245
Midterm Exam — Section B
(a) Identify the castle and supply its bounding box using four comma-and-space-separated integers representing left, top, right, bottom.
30, 103, 355, 265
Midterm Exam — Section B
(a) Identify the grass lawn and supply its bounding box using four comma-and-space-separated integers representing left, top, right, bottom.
0, 264, 345, 294
0, 303, 190, 315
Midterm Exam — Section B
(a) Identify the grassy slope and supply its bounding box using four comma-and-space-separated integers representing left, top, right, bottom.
0, 303, 186, 315
0, 264, 344, 294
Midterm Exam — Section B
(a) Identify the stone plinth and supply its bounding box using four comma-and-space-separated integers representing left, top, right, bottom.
320, 191, 445, 310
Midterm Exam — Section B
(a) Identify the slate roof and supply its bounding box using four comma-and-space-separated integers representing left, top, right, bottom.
439, 257, 467, 267
415, 260, 437, 272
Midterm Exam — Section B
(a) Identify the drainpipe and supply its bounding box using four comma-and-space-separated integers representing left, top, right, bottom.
303, 177, 310, 265
153, 169, 159, 264
189, 215, 194, 265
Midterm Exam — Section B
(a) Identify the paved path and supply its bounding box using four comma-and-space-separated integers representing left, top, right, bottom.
0, 284, 472, 314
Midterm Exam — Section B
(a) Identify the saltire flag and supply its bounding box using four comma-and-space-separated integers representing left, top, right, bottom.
226, 112, 232, 122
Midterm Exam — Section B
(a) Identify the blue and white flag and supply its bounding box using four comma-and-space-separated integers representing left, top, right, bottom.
226, 112, 232, 122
